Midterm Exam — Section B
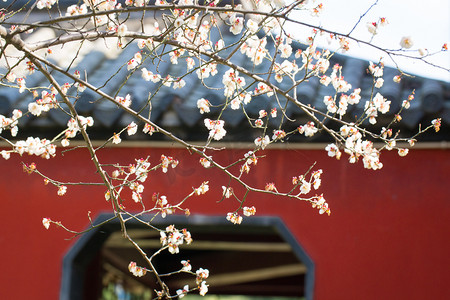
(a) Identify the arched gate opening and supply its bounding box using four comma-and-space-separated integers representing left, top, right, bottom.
61, 215, 314, 300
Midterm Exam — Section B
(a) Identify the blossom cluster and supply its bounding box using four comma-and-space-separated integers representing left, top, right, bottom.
226, 205, 256, 225
311, 195, 331, 216
160, 155, 179, 173
160, 225, 193, 254
240, 151, 258, 174
63, 116, 94, 146
14, 137, 56, 159
365, 93, 391, 125
222, 69, 246, 99
128, 261, 147, 277
176, 262, 209, 296
326, 125, 383, 170
194, 181, 209, 195
28, 91, 58, 117
204, 118, 227, 141
292, 169, 323, 195
154, 194, 174, 218
0, 109, 22, 138
366, 17, 388, 36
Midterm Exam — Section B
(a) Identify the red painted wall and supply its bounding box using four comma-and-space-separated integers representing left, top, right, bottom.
0, 145, 449, 299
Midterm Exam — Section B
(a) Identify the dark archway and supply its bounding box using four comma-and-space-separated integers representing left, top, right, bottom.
61, 214, 314, 300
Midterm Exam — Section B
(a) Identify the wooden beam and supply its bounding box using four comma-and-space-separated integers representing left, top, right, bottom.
104, 239, 292, 252
183, 263, 307, 287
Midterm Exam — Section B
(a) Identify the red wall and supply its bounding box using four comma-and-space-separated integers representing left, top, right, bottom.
0, 145, 449, 299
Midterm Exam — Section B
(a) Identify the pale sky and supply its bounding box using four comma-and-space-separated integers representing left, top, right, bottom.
287, 0, 450, 82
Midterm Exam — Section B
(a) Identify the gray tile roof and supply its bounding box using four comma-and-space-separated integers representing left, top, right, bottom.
1, 30, 449, 142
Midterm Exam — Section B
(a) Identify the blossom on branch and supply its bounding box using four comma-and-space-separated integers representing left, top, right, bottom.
243, 206, 256, 217
195, 181, 209, 195
57, 185, 67, 196
226, 212, 242, 224
128, 261, 147, 277
204, 119, 227, 141
42, 218, 51, 229
197, 98, 211, 114
400, 36, 414, 49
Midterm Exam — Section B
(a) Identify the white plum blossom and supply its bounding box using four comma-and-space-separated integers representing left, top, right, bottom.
222, 68, 246, 98
246, 19, 259, 34
112, 133, 121, 144
204, 119, 226, 141
132, 191, 142, 203
375, 78, 384, 88
61, 139, 70, 147
230, 15, 244, 35
197, 98, 211, 114
66, 4, 88, 16
369, 62, 384, 77
181, 260, 192, 272
215, 39, 225, 51
1, 150, 10, 160
173, 79, 185, 89
196, 268, 209, 284
272, 130, 286, 140
125, 0, 149, 7
325, 143, 341, 159
42, 218, 51, 229
299, 122, 318, 137
366, 22, 378, 35
143, 123, 156, 135
199, 157, 211, 168
393, 75, 402, 83
230, 98, 241, 110
65, 116, 94, 139
348, 89, 361, 105
128, 262, 147, 277
323, 96, 337, 113
117, 24, 128, 37
226, 212, 242, 224
142, 68, 162, 82
115, 94, 132, 107
195, 181, 209, 195
312, 195, 331, 216
127, 52, 142, 70
127, 122, 138, 135
254, 119, 263, 127
418, 48, 427, 56
243, 206, 256, 217
28, 102, 43, 116
57, 185, 67, 196
279, 43, 293, 58
372, 92, 391, 114
16, 78, 26, 93
398, 148, 409, 157
160, 225, 193, 254
199, 281, 208, 296
312, 170, 322, 189
222, 186, 233, 198
14, 137, 56, 159
36, 0, 56, 10
270, 108, 277, 118
160, 155, 178, 173
177, 285, 189, 298
316, 57, 330, 74
400, 36, 414, 49
299, 180, 311, 194
254, 135, 270, 150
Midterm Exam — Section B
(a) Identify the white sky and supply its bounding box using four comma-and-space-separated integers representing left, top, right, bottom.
287, 0, 450, 82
